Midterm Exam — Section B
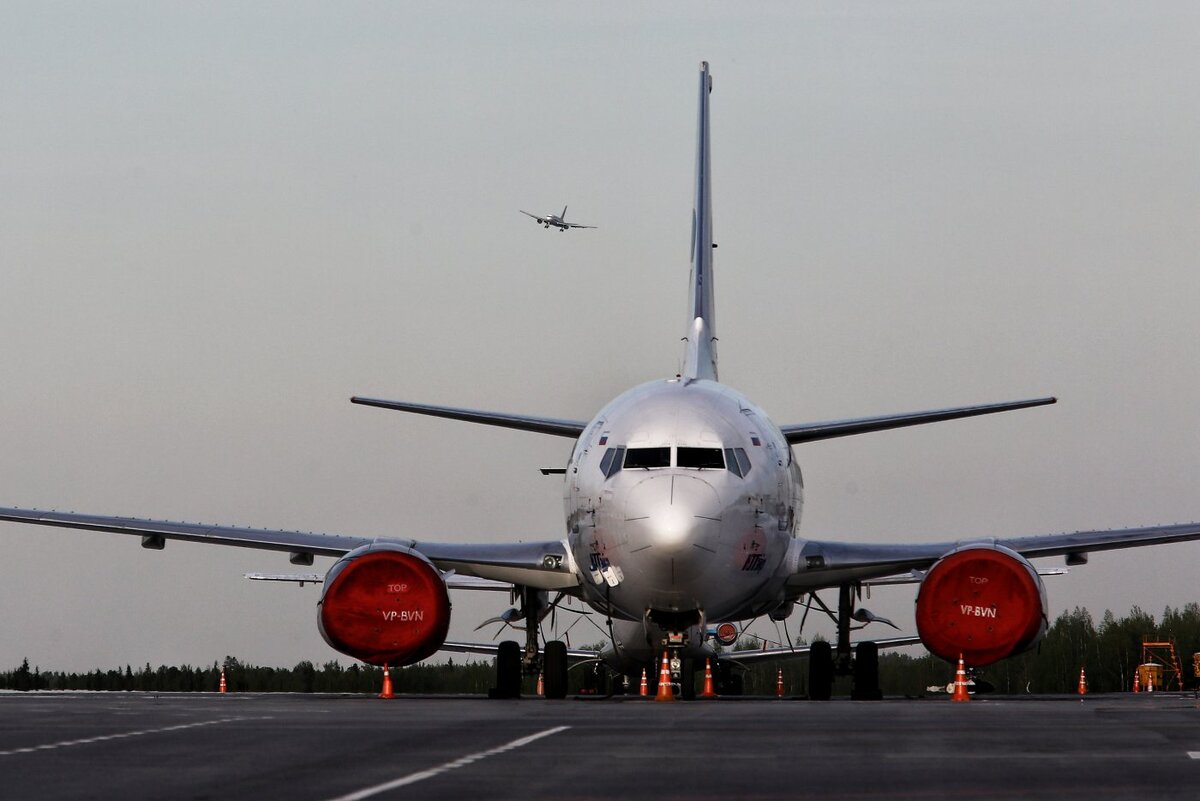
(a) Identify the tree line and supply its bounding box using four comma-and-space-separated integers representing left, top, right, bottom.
0, 656, 501, 694
3, 603, 1197, 695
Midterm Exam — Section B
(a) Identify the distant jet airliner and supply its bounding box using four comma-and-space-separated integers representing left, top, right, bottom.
4, 62, 1200, 701
519, 205, 596, 231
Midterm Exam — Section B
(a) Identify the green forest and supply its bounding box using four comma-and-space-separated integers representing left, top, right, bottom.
3, 604, 1197, 696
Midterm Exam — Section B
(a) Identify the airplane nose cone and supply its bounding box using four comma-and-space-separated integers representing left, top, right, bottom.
624, 474, 721, 556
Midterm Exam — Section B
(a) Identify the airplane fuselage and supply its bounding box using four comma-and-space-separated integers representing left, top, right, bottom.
564, 378, 804, 634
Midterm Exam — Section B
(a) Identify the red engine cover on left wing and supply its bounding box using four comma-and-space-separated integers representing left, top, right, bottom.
915, 545, 1047, 667
318, 546, 451, 667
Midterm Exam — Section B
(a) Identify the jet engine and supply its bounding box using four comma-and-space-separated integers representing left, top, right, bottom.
317, 543, 451, 666
915, 544, 1047, 667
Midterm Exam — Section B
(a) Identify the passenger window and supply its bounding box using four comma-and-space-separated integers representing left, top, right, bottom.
624, 447, 671, 469
735, 448, 752, 475
678, 447, 724, 469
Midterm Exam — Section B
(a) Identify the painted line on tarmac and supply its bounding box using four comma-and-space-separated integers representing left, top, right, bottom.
325, 725, 571, 801
1188, 752, 1200, 759
0, 716, 270, 756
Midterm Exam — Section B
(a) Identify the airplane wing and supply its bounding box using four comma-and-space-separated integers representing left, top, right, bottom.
518, 210, 544, 222
788, 521, 1200, 591
778, 396, 1056, 444
0, 506, 578, 591
720, 635, 923, 664
350, 396, 587, 438
564, 222, 597, 229
860, 567, 1067, 587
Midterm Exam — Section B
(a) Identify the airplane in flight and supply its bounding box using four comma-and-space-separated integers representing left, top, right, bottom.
4, 62, 1200, 701
519, 205, 596, 231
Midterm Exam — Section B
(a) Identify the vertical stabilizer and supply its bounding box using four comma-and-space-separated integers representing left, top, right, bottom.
561, 205, 568, 221
683, 61, 717, 381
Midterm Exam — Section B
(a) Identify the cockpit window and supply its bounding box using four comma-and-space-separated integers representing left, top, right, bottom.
624, 447, 671, 469
599, 446, 625, 478
677, 447, 724, 469
724, 448, 742, 477
725, 447, 752, 477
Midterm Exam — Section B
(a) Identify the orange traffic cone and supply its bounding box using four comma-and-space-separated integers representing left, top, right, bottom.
951, 654, 970, 703
699, 659, 717, 699
1077, 667, 1087, 696
536, 672, 544, 696
639, 668, 649, 697
654, 651, 675, 702
1147, 671, 1154, 693
218, 667, 227, 694
1132, 670, 1140, 693
379, 665, 395, 699
776, 667, 785, 698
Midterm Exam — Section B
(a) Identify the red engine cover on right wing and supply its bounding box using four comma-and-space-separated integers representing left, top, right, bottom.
915, 545, 1047, 667
318, 547, 451, 667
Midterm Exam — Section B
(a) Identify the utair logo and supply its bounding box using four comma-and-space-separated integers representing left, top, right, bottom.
959, 604, 998, 618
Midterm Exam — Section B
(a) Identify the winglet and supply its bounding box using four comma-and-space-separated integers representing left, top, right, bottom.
682, 61, 717, 382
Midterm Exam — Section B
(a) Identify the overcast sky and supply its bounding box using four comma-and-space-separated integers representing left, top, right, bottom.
2, 2, 1198, 672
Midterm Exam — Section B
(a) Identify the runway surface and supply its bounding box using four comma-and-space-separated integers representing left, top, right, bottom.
1, 691, 1198, 800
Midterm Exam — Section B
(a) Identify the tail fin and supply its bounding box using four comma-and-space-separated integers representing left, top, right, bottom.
683, 61, 717, 381
561, 205, 568, 221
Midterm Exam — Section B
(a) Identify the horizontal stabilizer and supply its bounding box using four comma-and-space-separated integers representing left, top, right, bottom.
439, 641, 601, 661
351, 396, 587, 438
722, 635, 922, 664
245, 572, 322, 584
441, 574, 512, 592
780, 396, 1056, 444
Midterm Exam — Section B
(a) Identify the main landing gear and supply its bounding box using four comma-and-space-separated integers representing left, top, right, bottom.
488, 585, 570, 699
805, 584, 883, 700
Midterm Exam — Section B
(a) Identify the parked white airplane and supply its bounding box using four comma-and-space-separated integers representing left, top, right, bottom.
4, 62, 1200, 700
519, 205, 596, 231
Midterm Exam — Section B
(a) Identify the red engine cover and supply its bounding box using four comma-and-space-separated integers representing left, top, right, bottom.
714, 622, 739, 646
915, 546, 1047, 667
318, 547, 451, 666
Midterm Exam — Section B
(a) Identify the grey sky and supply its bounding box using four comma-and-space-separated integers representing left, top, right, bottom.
2, 2, 1198, 671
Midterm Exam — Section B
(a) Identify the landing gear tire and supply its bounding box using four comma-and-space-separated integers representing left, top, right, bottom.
490, 640, 522, 699
850, 641, 882, 700
808, 640, 834, 700
679, 658, 696, 700
714, 661, 743, 696
543, 641, 569, 700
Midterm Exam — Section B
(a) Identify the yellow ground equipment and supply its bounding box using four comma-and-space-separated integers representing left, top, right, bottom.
1140, 640, 1183, 691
